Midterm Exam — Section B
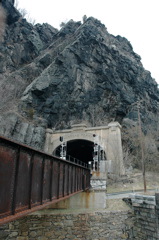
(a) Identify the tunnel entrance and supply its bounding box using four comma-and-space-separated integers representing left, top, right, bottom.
55, 139, 94, 164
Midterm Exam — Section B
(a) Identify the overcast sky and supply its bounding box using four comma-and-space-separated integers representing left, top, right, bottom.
17, 0, 159, 84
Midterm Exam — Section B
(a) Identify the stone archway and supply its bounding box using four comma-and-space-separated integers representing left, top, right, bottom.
44, 122, 125, 177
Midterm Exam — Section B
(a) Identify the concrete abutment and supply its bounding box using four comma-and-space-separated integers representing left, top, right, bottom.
44, 122, 125, 178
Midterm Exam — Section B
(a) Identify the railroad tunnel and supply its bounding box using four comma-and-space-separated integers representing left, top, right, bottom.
54, 139, 94, 164
45, 122, 125, 176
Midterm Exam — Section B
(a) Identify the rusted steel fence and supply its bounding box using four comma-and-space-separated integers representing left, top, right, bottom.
0, 136, 90, 225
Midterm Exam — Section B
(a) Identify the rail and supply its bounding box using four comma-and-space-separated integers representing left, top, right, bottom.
54, 148, 88, 168
0, 136, 90, 225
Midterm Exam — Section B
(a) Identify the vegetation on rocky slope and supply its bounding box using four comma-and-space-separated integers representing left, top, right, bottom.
0, 0, 159, 170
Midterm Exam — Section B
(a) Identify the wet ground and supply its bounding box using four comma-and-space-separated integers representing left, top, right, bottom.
31, 170, 159, 215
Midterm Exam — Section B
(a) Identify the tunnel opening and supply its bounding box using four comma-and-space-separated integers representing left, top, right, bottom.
55, 139, 94, 164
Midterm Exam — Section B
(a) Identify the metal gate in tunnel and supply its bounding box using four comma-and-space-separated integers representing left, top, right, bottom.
54, 138, 107, 172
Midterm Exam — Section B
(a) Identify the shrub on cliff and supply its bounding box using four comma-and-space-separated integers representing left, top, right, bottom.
0, 5, 6, 41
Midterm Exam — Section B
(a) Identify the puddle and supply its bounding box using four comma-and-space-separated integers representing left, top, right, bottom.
49, 191, 107, 210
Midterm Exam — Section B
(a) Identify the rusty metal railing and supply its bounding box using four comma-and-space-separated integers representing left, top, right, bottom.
0, 136, 90, 225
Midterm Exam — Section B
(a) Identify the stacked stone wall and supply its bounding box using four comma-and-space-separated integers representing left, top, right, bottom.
2, 194, 159, 239
130, 194, 159, 239
0, 211, 133, 240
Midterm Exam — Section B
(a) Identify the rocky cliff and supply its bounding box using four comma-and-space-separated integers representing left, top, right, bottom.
0, 0, 159, 153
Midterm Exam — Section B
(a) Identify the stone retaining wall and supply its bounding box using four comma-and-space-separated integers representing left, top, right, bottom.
90, 179, 106, 190
130, 193, 159, 240
0, 210, 133, 240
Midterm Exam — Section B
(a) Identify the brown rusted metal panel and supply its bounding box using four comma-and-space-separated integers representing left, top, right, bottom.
77, 168, 79, 191
42, 158, 51, 203
64, 164, 68, 196
14, 149, 31, 213
0, 135, 90, 225
0, 190, 83, 225
30, 153, 43, 207
59, 162, 64, 198
0, 144, 17, 218
75, 168, 78, 192
67, 165, 70, 195
73, 166, 76, 191
51, 161, 58, 199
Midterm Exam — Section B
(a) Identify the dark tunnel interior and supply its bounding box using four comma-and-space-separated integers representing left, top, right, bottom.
55, 139, 94, 164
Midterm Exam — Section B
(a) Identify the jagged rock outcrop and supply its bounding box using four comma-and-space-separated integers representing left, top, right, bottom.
0, 1, 58, 114
19, 17, 159, 130
0, 0, 159, 151
0, 112, 46, 149
0, 0, 57, 148
1, 0, 20, 25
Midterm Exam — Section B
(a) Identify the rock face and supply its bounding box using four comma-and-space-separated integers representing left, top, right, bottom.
0, 0, 57, 148
0, 112, 46, 149
0, 0, 159, 150
0, 1, 58, 114
1, 0, 20, 25
20, 18, 159, 130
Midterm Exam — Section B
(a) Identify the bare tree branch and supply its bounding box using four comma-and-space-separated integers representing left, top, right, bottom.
0, 5, 6, 42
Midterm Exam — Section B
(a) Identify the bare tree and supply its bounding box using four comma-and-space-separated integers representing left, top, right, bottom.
14, 0, 27, 17
136, 101, 146, 192
122, 116, 159, 192
27, 14, 36, 25
82, 15, 87, 23
0, 5, 6, 42
14, 0, 36, 25
88, 104, 108, 127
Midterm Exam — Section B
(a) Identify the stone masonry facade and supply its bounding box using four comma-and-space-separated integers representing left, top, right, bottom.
1, 194, 159, 240
0, 211, 133, 240
130, 193, 159, 240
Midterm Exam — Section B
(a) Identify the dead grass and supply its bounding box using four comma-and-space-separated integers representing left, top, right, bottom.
106, 199, 130, 211
107, 170, 159, 194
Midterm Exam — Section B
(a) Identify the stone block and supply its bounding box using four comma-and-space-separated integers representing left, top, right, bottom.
21, 232, 28, 236
155, 193, 159, 206
29, 231, 37, 237
9, 231, 18, 237
37, 237, 48, 240
0, 230, 9, 238
17, 238, 29, 240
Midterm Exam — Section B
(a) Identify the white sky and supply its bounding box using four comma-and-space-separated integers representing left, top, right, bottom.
17, 0, 159, 84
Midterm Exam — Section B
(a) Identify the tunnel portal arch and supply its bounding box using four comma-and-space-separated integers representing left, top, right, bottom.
44, 123, 125, 176
53, 139, 107, 165
54, 139, 94, 164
